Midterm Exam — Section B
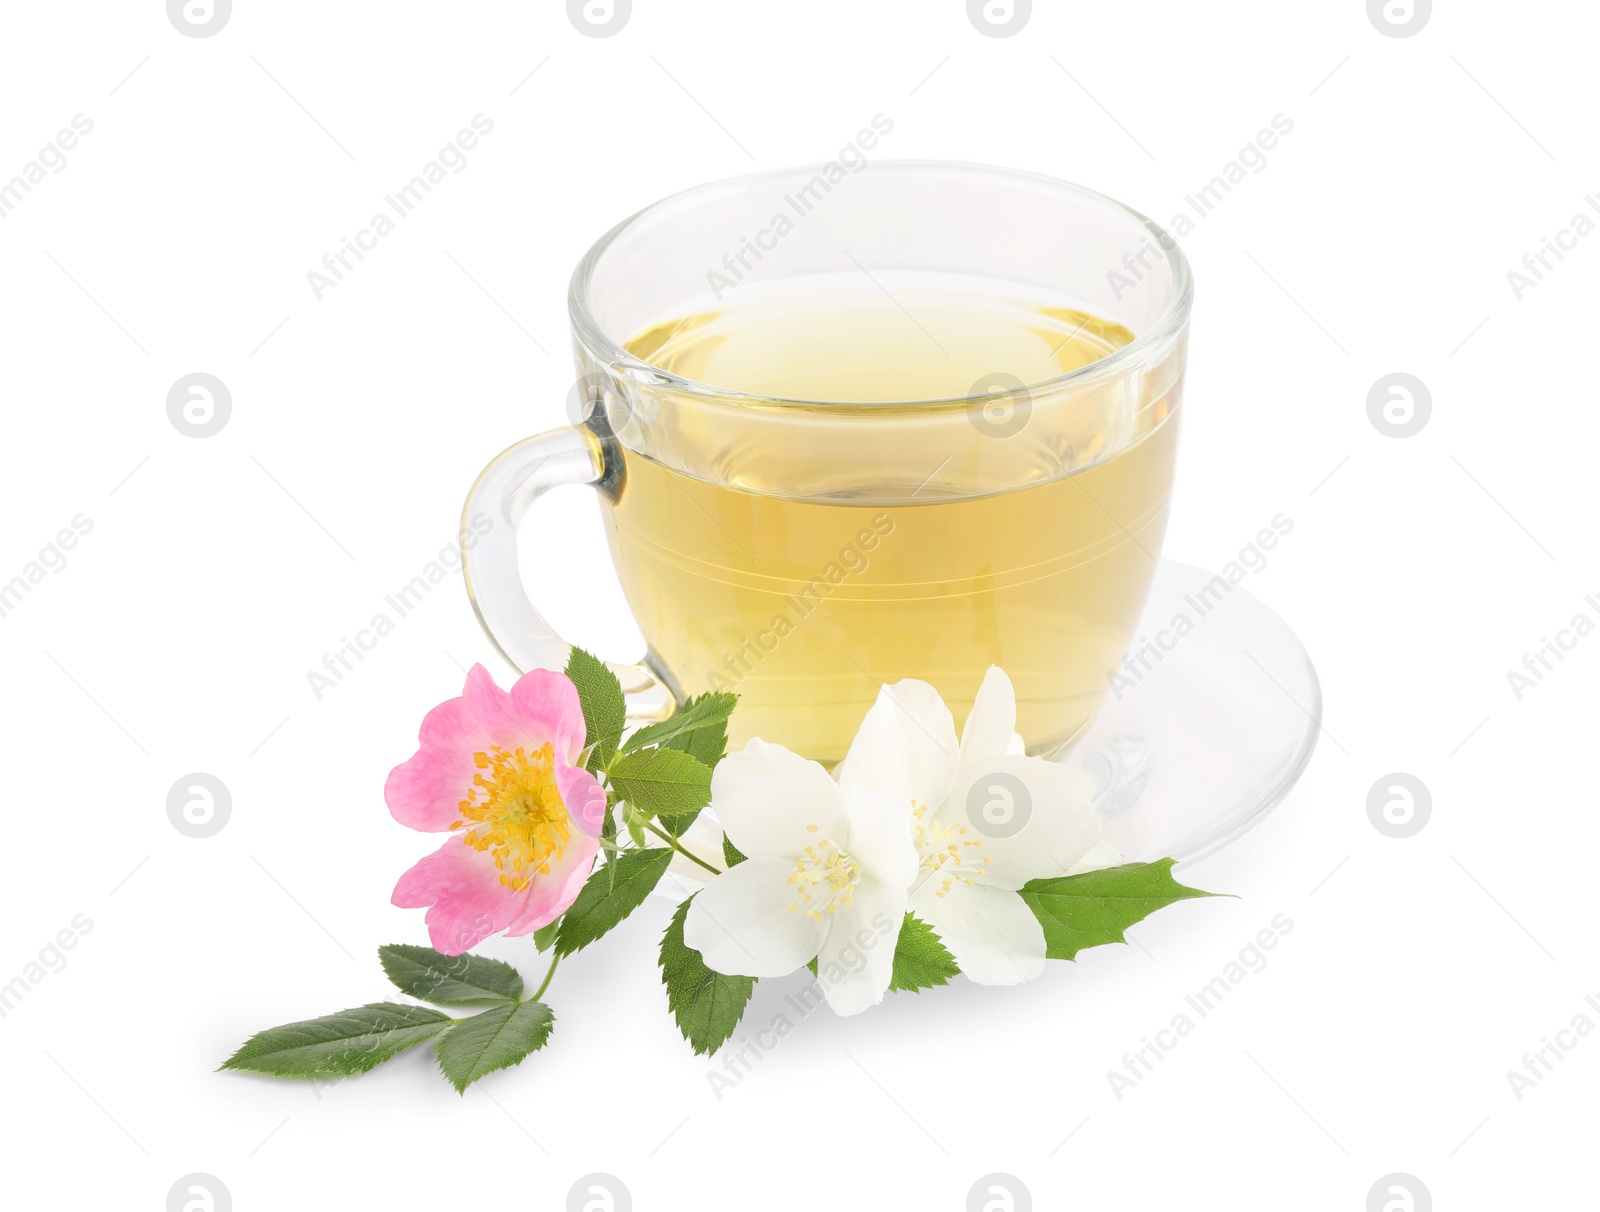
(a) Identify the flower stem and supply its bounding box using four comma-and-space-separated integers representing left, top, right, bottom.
644, 821, 723, 875
532, 952, 560, 1002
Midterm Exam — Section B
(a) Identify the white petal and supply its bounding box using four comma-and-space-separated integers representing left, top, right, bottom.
911, 882, 1046, 986
941, 755, 1101, 890
684, 857, 826, 978
840, 783, 920, 892
815, 877, 907, 1016
711, 739, 848, 859
1066, 838, 1123, 874
834, 678, 959, 809
959, 666, 1017, 766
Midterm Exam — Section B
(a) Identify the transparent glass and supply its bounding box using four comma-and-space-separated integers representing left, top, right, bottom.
463, 161, 1193, 765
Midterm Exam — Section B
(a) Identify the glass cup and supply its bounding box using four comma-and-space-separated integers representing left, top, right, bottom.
462, 161, 1192, 765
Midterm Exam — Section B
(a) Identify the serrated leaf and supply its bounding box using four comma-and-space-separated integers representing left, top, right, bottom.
607, 747, 713, 819
565, 646, 626, 773
659, 896, 755, 1056
1018, 858, 1220, 961
665, 807, 702, 836
378, 944, 524, 1005
679, 723, 729, 768
555, 847, 673, 957
220, 1003, 451, 1078
532, 922, 560, 953
636, 690, 739, 838
624, 692, 737, 768
721, 834, 747, 868
433, 1001, 554, 1094
888, 913, 960, 992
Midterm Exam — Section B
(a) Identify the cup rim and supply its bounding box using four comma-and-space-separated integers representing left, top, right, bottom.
568, 159, 1193, 410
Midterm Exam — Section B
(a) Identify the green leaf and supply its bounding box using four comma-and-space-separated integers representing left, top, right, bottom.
607, 747, 713, 819
624, 692, 738, 768
433, 1001, 555, 1094
378, 944, 524, 1005
888, 913, 960, 992
532, 922, 560, 953
555, 847, 674, 957
565, 646, 626, 772
665, 807, 702, 836
721, 833, 747, 868
659, 896, 755, 1056
220, 1003, 451, 1078
1018, 858, 1221, 961
616, 693, 734, 837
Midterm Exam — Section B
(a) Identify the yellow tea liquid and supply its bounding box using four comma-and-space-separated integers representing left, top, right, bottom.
602, 274, 1179, 764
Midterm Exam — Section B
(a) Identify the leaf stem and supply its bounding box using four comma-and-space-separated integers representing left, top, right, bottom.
532, 952, 560, 1002
644, 821, 723, 875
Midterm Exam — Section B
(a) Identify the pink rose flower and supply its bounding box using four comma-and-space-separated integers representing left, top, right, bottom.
386, 664, 606, 955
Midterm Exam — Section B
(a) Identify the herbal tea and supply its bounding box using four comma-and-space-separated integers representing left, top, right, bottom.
600, 273, 1180, 764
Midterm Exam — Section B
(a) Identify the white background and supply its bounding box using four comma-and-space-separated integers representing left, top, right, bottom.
2, 1, 1593, 1208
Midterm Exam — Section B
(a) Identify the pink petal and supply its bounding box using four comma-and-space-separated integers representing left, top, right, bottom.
392, 834, 599, 955
557, 762, 607, 838
392, 841, 508, 954
460, 663, 589, 761
506, 835, 598, 934
460, 663, 520, 745
509, 668, 590, 766
384, 696, 478, 833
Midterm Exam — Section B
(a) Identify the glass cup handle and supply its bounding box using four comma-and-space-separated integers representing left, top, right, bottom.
461, 426, 672, 720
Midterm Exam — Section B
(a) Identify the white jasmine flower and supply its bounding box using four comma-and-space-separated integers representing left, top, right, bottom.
683, 740, 919, 1016
686, 666, 1115, 1013
836, 667, 1111, 986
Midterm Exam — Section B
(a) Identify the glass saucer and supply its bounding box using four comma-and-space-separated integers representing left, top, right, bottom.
659, 558, 1319, 889
1064, 558, 1320, 865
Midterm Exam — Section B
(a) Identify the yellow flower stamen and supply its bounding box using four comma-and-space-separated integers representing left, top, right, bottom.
451, 743, 570, 891
785, 833, 862, 921
913, 800, 989, 899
